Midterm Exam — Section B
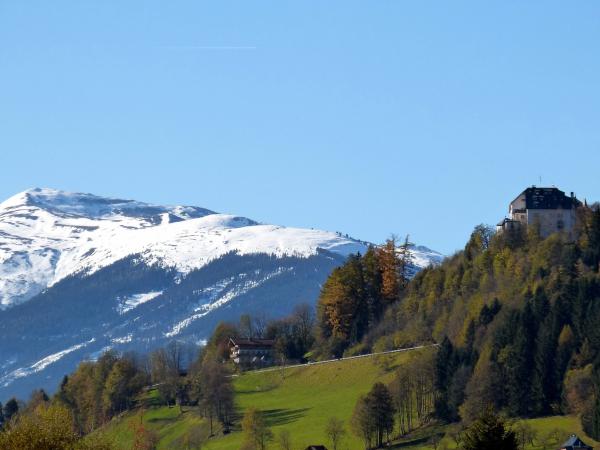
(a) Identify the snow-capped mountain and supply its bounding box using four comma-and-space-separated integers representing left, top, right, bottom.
0, 188, 443, 400
0, 188, 366, 309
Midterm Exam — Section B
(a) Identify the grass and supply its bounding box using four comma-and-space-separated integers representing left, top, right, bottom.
207, 350, 421, 449
97, 388, 209, 449
98, 350, 600, 449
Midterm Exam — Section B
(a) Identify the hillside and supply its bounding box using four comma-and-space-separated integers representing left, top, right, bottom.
99, 349, 431, 449
355, 209, 600, 432
96, 349, 598, 450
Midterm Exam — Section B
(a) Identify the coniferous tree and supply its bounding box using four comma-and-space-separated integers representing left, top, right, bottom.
434, 337, 456, 421
3, 398, 19, 423
397, 235, 414, 290
367, 382, 395, 447
362, 246, 384, 328
584, 206, 600, 269
460, 406, 518, 450
503, 304, 536, 416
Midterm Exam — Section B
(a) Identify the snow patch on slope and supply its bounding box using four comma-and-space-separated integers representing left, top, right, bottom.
165, 267, 293, 337
116, 291, 163, 315
0, 339, 95, 388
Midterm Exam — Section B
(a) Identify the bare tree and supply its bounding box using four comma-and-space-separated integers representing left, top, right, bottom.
239, 314, 253, 339
325, 417, 346, 450
292, 303, 315, 353
253, 313, 269, 338
199, 359, 234, 436
277, 429, 292, 450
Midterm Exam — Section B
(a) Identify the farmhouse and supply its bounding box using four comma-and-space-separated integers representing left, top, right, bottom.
497, 187, 582, 239
559, 434, 592, 450
229, 337, 275, 369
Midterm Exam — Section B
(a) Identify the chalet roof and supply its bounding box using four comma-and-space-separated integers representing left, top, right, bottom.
560, 434, 592, 450
516, 187, 581, 210
229, 337, 275, 349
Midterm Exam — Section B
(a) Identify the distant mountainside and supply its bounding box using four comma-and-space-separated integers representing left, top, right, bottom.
0, 188, 443, 400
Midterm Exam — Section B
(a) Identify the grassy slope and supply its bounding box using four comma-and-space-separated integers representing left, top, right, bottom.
99, 350, 599, 449
208, 351, 420, 449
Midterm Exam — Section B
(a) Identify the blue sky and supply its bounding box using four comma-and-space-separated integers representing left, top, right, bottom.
1, 1, 599, 254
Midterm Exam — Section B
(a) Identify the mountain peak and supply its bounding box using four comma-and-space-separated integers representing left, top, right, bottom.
1, 188, 216, 221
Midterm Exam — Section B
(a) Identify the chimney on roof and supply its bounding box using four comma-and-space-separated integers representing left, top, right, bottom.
571, 192, 575, 198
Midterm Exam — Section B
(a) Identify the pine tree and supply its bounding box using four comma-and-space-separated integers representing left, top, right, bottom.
591, 396, 600, 441
584, 206, 600, 269
3, 398, 18, 422
460, 406, 518, 450
362, 246, 383, 328
504, 304, 536, 416
366, 382, 395, 448
397, 235, 414, 289
435, 337, 456, 421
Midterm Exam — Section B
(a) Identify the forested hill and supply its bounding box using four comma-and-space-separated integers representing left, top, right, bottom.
317, 206, 600, 436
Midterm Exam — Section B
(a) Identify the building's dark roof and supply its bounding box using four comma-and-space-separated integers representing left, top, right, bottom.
560, 434, 592, 449
497, 218, 521, 227
305, 446, 328, 450
520, 187, 581, 210
229, 337, 275, 349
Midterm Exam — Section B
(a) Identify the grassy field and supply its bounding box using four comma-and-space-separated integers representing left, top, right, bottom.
98, 350, 600, 449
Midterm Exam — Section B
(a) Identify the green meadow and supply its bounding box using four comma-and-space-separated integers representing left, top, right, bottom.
97, 349, 598, 449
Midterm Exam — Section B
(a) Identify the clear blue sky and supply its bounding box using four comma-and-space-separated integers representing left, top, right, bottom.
1, 1, 599, 254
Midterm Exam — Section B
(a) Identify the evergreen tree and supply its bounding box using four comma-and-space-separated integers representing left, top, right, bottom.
366, 382, 395, 448
460, 406, 518, 450
397, 235, 414, 289
584, 206, 600, 269
463, 320, 477, 367
591, 396, 600, 441
434, 337, 456, 421
362, 246, 384, 328
503, 304, 536, 416
3, 398, 18, 422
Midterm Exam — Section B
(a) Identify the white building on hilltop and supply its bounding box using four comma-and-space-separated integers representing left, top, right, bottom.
497, 187, 582, 239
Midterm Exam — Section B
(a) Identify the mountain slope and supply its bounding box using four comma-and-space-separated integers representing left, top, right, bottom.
0, 188, 443, 400
0, 188, 367, 308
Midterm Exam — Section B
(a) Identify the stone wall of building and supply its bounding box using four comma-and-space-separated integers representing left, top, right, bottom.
526, 208, 577, 238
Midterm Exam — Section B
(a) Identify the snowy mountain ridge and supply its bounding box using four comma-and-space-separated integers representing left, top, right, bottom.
0, 188, 372, 308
